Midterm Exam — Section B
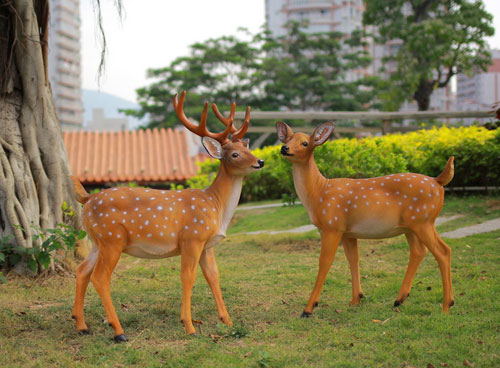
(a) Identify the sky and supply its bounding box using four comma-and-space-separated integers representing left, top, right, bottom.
80, 0, 500, 103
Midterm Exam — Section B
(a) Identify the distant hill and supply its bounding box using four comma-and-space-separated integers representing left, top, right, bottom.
82, 89, 144, 129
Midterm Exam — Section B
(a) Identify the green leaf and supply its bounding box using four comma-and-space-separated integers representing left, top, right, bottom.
36, 252, 51, 270
0, 253, 5, 262
27, 257, 38, 272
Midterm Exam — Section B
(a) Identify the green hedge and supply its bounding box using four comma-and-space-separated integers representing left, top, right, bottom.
186, 126, 500, 202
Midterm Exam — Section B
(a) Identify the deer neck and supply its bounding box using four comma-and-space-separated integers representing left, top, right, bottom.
206, 163, 243, 235
292, 156, 327, 223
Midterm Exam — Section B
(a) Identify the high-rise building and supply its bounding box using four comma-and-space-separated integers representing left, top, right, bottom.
266, 0, 364, 38
48, 0, 84, 131
265, 0, 454, 112
457, 49, 500, 112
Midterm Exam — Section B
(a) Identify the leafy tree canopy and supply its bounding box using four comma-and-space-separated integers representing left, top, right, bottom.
124, 22, 379, 129
363, 0, 494, 111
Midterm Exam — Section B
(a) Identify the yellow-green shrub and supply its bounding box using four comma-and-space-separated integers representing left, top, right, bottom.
187, 126, 499, 201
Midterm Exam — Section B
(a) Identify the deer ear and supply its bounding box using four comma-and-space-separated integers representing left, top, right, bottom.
242, 138, 250, 148
202, 137, 224, 159
312, 122, 335, 146
276, 121, 294, 143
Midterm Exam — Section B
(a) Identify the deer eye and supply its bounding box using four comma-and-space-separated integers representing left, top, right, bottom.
232, 152, 239, 158
302, 142, 308, 147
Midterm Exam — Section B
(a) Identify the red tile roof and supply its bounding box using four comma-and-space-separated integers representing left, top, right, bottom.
63, 128, 201, 184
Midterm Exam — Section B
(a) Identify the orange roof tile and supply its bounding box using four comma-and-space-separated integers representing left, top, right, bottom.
63, 128, 201, 184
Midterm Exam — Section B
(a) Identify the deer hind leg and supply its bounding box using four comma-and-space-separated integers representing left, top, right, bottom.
342, 236, 364, 306
302, 230, 342, 317
90, 235, 127, 342
412, 224, 454, 312
180, 242, 204, 335
199, 247, 232, 327
72, 245, 98, 333
394, 231, 428, 307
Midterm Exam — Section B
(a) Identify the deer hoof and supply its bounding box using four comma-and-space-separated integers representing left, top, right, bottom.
393, 300, 402, 307
300, 311, 312, 318
78, 329, 90, 335
114, 334, 128, 343
359, 293, 364, 299
313, 302, 319, 308
449, 300, 455, 307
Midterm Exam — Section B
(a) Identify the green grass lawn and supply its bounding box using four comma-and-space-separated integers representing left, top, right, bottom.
0, 195, 499, 367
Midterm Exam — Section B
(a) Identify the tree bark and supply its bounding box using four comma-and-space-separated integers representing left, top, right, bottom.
0, 0, 81, 274
413, 80, 435, 111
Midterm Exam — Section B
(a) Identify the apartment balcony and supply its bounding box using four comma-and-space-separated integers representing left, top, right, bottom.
54, 20, 79, 40
57, 100, 83, 113
54, 34, 80, 53
58, 111, 83, 127
54, 73, 81, 89
54, 85, 81, 100
57, 48, 80, 65
285, 0, 338, 12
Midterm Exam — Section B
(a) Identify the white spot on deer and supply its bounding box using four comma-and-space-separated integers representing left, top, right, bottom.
366, 202, 370, 206
99, 213, 103, 217
376, 201, 380, 205
108, 232, 112, 236
413, 197, 418, 202
147, 233, 152, 238
131, 219, 135, 223
111, 220, 116, 224
145, 220, 149, 225
411, 216, 415, 220
322, 209, 326, 214
160, 232, 164, 236
398, 202, 402, 206
98, 200, 103, 205
194, 230, 198, 234
92, 223, 98, 227
138, 214, 143, 218
409, 184, 413, 188
409, 205, 413, 210
191, 205, 195, 210
135, 197, 140, 201
381, 182, 385, 187
169, 207, 173, 211
182, 209, 186, 214
184, 225, 189, 230
150, 197, 156, 200
319, 197, 323, 203
334, 216, 338, 221
171, 232, 175, 237
117, 234, 121, 239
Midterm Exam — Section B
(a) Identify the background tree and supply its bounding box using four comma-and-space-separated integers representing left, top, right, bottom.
254, 22, 378, 112
363, 0, 494, 111
123, 32, 260, 130
125, 22, 379, 129
0, 0, 117, 274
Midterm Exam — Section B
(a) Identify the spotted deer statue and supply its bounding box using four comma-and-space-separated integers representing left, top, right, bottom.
276, 121, 455, 317
71, 91, 264, 341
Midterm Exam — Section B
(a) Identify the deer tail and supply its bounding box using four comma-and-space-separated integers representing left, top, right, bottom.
70, 176, 90, 204
435, 156, 454, 186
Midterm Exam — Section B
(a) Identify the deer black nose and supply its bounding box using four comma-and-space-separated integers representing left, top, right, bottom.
258, 159, 264, 168
281, 145, 289, 154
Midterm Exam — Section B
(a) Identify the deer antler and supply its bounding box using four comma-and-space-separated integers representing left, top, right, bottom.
211, 103, 251, 142
173, 91, 233, 144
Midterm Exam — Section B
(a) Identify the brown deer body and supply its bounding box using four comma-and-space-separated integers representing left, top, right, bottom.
276, 121, 454, 317
72, 92, 263, 341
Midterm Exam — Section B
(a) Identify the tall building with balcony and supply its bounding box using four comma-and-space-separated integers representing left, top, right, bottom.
456, 49, 500, 123
265, 0, 454, 112
266, 0, 364, 38
457, 49, 500, 111
48, 0, 84, 131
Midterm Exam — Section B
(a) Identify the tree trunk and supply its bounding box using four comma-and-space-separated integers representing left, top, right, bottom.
0, 0, 81, 274
413, 80, 435, 111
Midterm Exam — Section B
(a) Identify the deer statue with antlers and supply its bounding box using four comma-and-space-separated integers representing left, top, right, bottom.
276, 121, 455, 317
71, 91, 264, 342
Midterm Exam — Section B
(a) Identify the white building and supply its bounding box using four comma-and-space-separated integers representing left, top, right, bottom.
86, 109, 129, 132
266, 0, 364, 37
265, 0, 454, 112
457, 49, 500, 113
48, 0, 84, 130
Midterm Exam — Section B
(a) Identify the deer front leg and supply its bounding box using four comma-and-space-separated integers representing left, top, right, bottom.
180, 243, 204, 335
199, 247, 232, 326
302, 230, 342, 317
